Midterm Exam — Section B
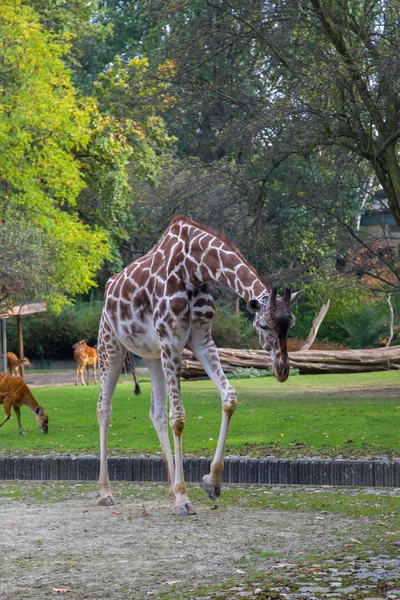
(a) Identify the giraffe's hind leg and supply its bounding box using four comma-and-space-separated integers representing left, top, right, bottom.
146, 359, 176, 498
159, 342, 196, 517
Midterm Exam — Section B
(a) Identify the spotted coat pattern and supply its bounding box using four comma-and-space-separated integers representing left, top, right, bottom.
96, 216, 302, 515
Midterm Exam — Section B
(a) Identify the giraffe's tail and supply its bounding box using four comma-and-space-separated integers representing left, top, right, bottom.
125, 352, 141, 396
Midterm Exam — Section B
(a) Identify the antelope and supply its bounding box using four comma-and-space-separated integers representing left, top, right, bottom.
73, 339, 98, 386
0, 372, 49, 435
7, 352, 31, 377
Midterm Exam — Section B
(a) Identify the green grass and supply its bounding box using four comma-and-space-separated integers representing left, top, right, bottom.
0, 370, 399, 458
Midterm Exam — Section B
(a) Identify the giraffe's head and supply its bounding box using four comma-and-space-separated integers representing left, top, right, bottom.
247, 286, 303, 382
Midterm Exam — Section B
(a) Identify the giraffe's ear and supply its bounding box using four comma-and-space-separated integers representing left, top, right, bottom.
290, 290, 304, 307
247, 299, 261, 314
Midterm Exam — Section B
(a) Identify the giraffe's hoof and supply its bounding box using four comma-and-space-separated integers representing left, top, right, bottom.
203, 475, 221, 501
171, 502, 196, 516
96, 494, 115, 507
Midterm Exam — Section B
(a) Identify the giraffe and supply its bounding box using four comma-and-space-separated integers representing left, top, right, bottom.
96, 215, 303, 516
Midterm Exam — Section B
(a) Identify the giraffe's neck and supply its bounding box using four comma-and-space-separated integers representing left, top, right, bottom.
159, 218, 268, 303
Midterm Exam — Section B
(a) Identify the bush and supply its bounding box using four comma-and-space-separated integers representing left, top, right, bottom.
227, 366, 300, 379
211, 301, 258, 348
6, 301, 103, 361
336, 303, 391, 349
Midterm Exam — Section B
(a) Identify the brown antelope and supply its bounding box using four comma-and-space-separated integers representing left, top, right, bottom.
7, 352, 31, 377
73, 339, 98, 386
0, 372, 49, 435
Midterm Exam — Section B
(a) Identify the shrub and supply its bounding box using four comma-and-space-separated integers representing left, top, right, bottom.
227, 366, 300, 379
6, 301, 103, 361
211, 300, 258, 348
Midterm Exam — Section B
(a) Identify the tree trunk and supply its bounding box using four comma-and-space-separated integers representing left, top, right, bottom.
375, 147, 400, 228
386, 294, 394, 348
300, 300, 330, 351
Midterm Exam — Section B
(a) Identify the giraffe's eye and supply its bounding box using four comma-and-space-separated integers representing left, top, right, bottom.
259, 322, 269, 331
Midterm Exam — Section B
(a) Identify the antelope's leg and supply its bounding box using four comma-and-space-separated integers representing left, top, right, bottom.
80, 364, 86, 386
145, 358, 175, 497
0, 402, 12, 429
96, 319, 126, 507
13, 406, 25, 435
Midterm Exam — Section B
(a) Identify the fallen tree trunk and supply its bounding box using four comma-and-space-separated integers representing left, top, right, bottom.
181, 346, 400, 377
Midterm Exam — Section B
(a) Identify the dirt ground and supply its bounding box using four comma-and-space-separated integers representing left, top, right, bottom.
25, 370, 77, 387
0, 481, 370, 600
3, 371, 397, 600
25, 369, 149, 388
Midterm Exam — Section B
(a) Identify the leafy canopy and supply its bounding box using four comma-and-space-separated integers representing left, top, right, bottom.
0, 2, 110, 309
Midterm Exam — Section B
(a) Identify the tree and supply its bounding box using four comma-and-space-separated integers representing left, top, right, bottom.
0, 221, 51, 312
22, 1, 177, 279
145, 1, 400, 225
0, 2, 111, 309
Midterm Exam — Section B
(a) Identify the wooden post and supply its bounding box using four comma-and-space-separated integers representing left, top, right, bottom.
300, 300, 331, 351
16, 315, 25, 379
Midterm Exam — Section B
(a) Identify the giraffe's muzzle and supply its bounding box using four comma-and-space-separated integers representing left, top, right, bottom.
272, 360, 290, 383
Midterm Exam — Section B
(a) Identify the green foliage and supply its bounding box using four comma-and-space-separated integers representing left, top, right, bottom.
227, 367, 300, 379
336, 304, 390, 349
227, 367, 273, 379
6, 301, 103, 361
211, 301, 257, 349
0, 220, 51, 311
0, 2, 112, 309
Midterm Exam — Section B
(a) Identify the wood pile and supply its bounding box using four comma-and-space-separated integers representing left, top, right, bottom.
181, 346, 400, 378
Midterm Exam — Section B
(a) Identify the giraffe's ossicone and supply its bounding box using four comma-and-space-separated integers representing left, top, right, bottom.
96, 216, 303, 516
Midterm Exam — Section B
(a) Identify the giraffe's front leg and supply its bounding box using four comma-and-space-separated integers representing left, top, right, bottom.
161, 346, 196, 517
189, 336, 237, 501
202, 393, 237, 501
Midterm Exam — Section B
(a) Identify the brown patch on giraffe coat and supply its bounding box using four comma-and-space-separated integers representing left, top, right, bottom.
155, 280, 165, 297
119, 300, 132, 322
166, 276, 185, 297
174, 483, 187, 495
172, 418, 185, 436
105, 297, 119, 317
157, 322, 168, 339
133, 289, 150, 312
218, 273, 230, 287
120, 283, 134, 302
160, 299, 169, 316
223, 397, 237, 419
170, 297, 189, 317
135, 268, 151, 288
211, 462, 224, 477
147, 276, 155, 295
193, 297, 213, 308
